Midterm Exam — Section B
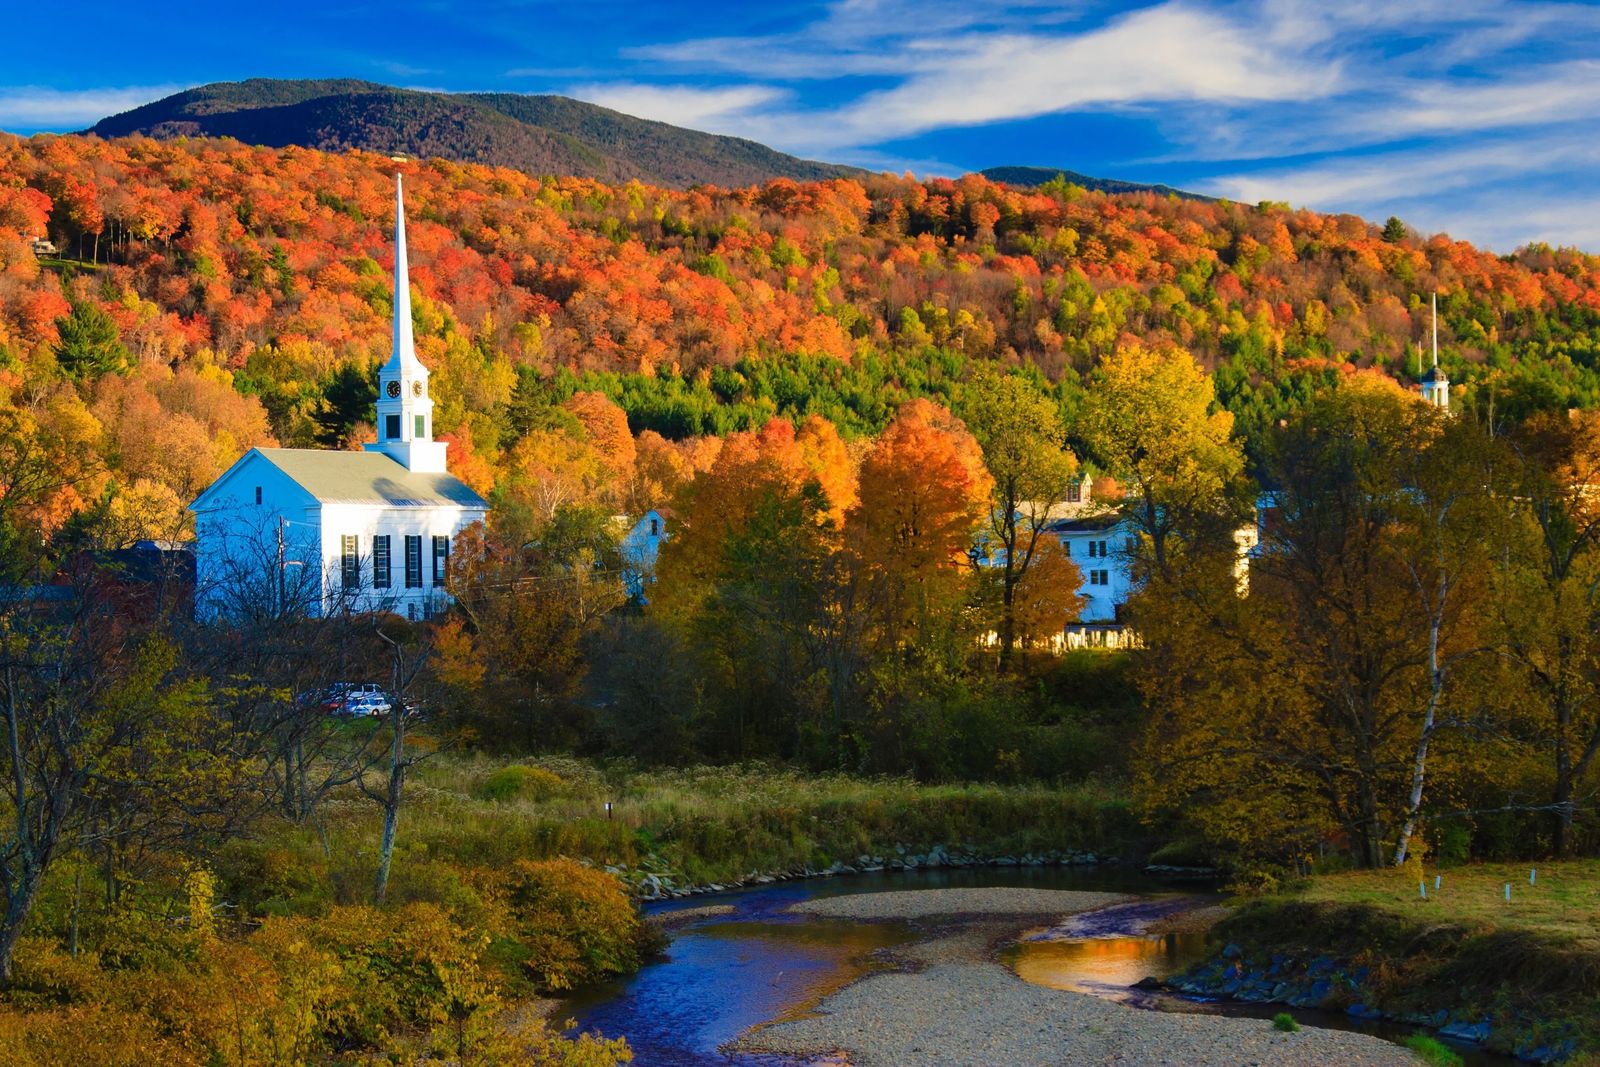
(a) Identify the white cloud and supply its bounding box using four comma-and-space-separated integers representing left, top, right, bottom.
822, 4, 1337, 145
1201, 131, 1600, 250
0, 84, 184, 130
565, 83, 793, 132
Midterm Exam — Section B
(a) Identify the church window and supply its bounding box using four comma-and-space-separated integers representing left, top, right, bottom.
405, 535, 422, 588
255, 486, 262, 505
432, 535, 449, 584
386, 414, 400, 441
341, 535, 360, 589
373, 536, 391, 588
414, 414, 426, 439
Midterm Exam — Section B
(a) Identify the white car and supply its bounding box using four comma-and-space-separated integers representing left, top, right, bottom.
342, 693, 392, 717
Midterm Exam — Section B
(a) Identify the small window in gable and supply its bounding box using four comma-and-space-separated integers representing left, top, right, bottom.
255, 486, 262, 505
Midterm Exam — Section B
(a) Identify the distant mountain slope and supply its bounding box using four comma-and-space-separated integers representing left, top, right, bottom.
85, 78, 862, 189
980, 166, 1210, 201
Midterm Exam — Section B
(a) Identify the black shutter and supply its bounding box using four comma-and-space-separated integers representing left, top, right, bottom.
405, 535, 422, 588
373, 536, 391, 588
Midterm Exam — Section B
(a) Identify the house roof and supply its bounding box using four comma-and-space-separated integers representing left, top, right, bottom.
1046, 514, 1125, 534
254, 448, 487, 508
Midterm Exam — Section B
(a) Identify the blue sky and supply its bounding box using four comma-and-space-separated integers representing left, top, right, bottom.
5, 0, 1600, 250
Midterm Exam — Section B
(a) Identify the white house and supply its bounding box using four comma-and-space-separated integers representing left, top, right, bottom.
618, 508, 669, 602
1046, 513, 1134, 624
191, 175, 488, 619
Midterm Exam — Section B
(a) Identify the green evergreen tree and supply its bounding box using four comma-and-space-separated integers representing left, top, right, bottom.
53, 300, 128, 380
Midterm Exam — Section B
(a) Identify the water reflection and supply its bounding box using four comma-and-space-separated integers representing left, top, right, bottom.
567, 915, 911, 1066
1010, 931, 1208, 1000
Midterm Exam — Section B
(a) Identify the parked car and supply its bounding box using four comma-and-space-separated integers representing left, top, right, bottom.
322, 682, 390, 717
342, 692, 392, 717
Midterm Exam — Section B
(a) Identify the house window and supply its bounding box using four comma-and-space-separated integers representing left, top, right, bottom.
432, 535, 449, 584
254, 486, 263, 505
1088, 540, 1107, 558
1061, 538, 1070, 555
414, 414, 426, 439
1066, 482, 1081, 503
341, 535, 360, 589
1088, 569, 1109, 586
373, 536, 391, 589
405, 535, 422, 588
650, 518, 659, 537
386, 414, 401, 440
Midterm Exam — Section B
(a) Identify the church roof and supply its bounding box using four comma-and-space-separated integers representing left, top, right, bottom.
1421, 365, 1448, 383
255, 448, 486, 508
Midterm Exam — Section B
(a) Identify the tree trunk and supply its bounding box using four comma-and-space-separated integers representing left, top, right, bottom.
1553, 775, 1573, 858
373, 716, 405, 905
1394, 615, 1444, 866
0, 868, 45, 985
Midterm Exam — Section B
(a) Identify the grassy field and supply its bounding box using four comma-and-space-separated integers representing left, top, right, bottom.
1210, 862, 1600, 1062
1295, 861, 1600, 950
217, 755, 1140, 916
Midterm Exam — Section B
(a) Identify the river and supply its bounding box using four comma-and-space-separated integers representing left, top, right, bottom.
567, 865, 1507, 1065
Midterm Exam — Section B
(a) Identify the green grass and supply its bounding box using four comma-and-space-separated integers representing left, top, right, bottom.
1402, 1033, 1463, 1067
1296, 861, 1600, 950
1272, 1012, 1300, 1033
216, 754, 1138, 916
1212, 865, 1600, 1061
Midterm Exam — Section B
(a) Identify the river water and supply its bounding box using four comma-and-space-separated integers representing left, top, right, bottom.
567, 865, 1508, 1066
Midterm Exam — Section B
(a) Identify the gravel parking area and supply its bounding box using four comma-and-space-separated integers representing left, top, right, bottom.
732, 889, 1415, 1067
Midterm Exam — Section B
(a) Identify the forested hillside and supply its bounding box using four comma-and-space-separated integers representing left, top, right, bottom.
84, 78, 862, 189
1, 131, 1599, 538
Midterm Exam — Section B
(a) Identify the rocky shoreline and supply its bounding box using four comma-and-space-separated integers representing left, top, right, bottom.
605, 843, 1110, 900
1164, 946, 1576, 1065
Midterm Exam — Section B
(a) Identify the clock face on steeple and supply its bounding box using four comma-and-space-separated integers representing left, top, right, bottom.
412, 381, 424, 398
386, 380, 401, 398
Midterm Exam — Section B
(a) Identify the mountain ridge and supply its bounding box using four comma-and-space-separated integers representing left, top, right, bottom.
85, 78, 865, 189
978, 166, 1210, 201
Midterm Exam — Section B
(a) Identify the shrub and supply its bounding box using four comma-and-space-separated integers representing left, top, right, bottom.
269, 902, 497, 1048
1272, 1012, 1300, 1032
501, 859, 644, 992
478, 765, 567, 803
1403, 1033, 1463, 1067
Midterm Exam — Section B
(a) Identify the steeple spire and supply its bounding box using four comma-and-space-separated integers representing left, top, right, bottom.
386, 174, 419, 377
1419, 290, 1450, 411
1433, 292, 1446, 371
364, 171, 448, 473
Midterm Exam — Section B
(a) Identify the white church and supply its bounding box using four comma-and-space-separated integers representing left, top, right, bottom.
191, 175, 489, 620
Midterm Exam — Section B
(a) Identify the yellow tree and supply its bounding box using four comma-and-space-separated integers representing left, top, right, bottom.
961, 367, 1078, 669
1134, 387, 1499, 870
1077, 342, 1244, 571
1499, 410, 1600, 855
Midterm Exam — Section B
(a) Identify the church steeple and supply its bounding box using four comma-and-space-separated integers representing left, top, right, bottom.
1419, 291, 1450, 410
366, 173, 448, 473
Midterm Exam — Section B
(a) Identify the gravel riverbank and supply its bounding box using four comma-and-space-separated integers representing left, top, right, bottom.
733, 888, 1416, 1067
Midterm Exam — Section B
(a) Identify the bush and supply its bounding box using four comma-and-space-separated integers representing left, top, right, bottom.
1403, 1034, 1463, 1067
501, 859, 644, 992
478, 764, 568, 803
1272, 1012, 1300, 1032
267, 902, 496, 1048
